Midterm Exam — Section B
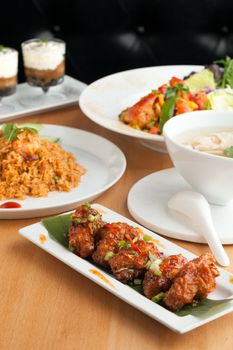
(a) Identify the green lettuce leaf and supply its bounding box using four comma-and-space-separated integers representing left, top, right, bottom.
42, 213, 72, 247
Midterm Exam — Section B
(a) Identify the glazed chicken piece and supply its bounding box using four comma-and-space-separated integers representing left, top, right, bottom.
92, 222, 140, 268
109, 239, 162, 283
143, 254, 188, 299
163, 253, 220, 311
68, 203, 103, 258
119, 91, 160, 130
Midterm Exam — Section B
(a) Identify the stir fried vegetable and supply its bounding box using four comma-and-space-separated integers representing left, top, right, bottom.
119, 57, 233, 134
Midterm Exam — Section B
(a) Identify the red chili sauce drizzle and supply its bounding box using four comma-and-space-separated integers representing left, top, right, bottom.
0, 202, 22, 209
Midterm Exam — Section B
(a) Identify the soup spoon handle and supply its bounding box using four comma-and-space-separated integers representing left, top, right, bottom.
168, 190, 230, 267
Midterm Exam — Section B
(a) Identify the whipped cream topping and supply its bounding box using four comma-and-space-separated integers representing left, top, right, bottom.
22, 40, 65, 70
0, 48, 18, 78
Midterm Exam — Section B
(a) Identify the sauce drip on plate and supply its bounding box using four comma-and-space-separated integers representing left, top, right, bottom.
0, 201, 21, 209
89, 269, 116, 289
39, 234, 46, 244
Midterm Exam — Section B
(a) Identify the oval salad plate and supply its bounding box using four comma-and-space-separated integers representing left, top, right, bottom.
79, 65, 203, 153
0, 125, 126, 219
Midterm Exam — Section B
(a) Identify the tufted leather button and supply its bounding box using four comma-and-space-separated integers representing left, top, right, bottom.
137, 26, 145, 33
221, 25, 229, 33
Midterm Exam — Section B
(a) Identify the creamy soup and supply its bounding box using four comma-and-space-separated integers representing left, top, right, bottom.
180, 129, 233, 158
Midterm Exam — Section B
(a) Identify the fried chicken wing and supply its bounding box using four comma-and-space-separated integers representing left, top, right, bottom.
68, 203, 103, 258
109, 239, 162, 283
92, 222, 140, 267
143, 254, 188, 299
119, 91, 160, 130
163, 253, 219, 311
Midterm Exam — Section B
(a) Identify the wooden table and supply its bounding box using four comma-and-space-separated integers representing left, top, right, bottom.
1, 105, 233, 350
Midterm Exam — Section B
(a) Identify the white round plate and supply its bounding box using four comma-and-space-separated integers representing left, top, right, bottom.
79, 65, 203, 152
0, 125, 126, 219
128, 168, 233, 244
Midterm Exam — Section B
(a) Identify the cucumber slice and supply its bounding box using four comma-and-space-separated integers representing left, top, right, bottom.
185, 69, 216, 94
19, 122, 43, 132
40, 135, 60, 143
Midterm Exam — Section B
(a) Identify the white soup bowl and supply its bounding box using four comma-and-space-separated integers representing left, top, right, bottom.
163, 110, 233, 206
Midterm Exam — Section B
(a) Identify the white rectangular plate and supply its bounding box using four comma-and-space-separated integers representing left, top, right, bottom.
18, 204, 233, 333
0, 75, 87, 122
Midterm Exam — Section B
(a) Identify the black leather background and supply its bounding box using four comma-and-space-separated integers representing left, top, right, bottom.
1, 0, 233, 83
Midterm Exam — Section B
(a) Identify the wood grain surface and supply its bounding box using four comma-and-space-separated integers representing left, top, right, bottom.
0, 104, 233, 350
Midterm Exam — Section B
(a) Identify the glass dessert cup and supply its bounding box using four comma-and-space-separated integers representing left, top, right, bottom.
0, 47, 18, 114
20, 38, 66, 106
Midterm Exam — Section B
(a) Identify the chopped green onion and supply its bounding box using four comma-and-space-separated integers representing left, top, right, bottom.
148, 252, 159, 262
145, 261, 151, 269
118, 240, 126, 249
125, 242, 131, 250
83, 202, 90, 210
150, 259, 162, 276
143, 234, 153, 242
132, 236, 138, 243
151, 267, 162, 277
94, 214, 100, 221
117, 240, 131, 250
130, 250, 137, 255
74, 218, 81, 224
151, 292, 165, 303
104, 252, 114, 261
88, 214, 95, 222
52, 175, 59, 184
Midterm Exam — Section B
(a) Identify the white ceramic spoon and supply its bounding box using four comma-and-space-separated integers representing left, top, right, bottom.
168, 190, 230, 267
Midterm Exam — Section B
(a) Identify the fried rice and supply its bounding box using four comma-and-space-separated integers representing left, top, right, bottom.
0, 129, 86, 200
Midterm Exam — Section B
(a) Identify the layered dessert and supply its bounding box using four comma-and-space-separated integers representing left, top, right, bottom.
0, 47, 18, 97
21, 39, 65, 91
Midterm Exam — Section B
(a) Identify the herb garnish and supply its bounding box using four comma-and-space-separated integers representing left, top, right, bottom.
1, 123, 38, 141
0, 44, 5, 52
36, 38, 49, 44
214, 56, 233, 88
223, 146, 233, 158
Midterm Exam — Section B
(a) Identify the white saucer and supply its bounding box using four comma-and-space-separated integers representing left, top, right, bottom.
127, 168, 233, 244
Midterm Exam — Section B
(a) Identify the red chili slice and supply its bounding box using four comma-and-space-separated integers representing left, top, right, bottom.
125, 234, 142, 253
104, 223, 118, 234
